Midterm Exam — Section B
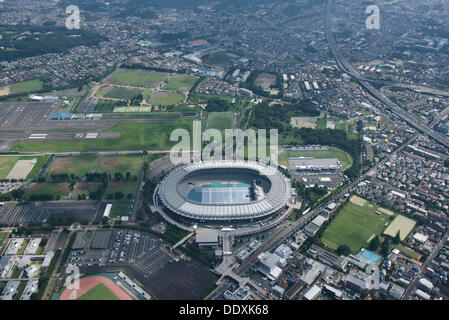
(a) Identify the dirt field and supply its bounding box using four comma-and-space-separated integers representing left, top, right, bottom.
60, 275, 133, 300
6, 159, 36, 179
383, 215, 416, 240
254, 73, 277, 90
290, 116, 320, 129
350, 195, 367, 207
105, 181, 124, 191
99, 156, 120, 168
72, 182, 102, 198
0, 86, 10, 96
48, 157, 74, 172
377, 207, 395, 216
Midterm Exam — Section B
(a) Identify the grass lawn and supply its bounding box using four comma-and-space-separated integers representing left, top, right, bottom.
0, 232, 8, 247
47, 155, 98, 177
17, 239, 29, 256
13, 281, 28, 300
149, 92, 185, 106
393, 244, 422, 260
103, 113, 180, 120
321, 202, 391, 254
11, 266, 22, 279
0, 156, 20, 179
92, 119, 193, 151
206, 112, 234, 130
283, 56, 302, 64
105, 181, 138, 199
106, 69, 165, 88
10, 79, 43, 94
95, 155, 142, 176
0, 155, 49, 180
103, 87, 143, 100
24, 182, 70, 200
77, 283, 119, 300
279, 147, 353, 170
166, 75, 198, 91
11, 140, 92, 152
109, 199, 132, 218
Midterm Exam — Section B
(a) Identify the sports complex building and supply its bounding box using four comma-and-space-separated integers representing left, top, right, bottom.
156, 161, 292, 222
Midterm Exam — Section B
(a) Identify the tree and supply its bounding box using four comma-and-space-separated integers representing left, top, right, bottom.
336, 245, 351, 256
381, 238, 390, 256
393, 231, 401, 244
114, 191, 124, 200
368, 236, 380, 251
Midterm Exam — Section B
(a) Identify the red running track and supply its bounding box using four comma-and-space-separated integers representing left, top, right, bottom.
60, 276, 134, 300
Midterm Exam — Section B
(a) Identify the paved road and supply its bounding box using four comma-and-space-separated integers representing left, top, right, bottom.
402, 232, 448, 300
325, 0, 449, 149
234, 132, 417, 275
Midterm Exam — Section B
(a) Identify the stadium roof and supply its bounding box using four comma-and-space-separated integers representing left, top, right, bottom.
157, 161, 291, 221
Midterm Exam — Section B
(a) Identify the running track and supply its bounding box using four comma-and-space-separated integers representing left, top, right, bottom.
60, 276, 135, 300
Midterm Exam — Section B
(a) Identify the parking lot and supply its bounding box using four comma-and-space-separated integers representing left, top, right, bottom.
0, 205, 48, 224
42, 201, 105, 224
0, 102, 56, 128
66, 229, 174, 276
108, 230, 173, 276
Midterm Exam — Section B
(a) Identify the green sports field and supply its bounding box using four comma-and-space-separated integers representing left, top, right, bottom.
206, 112, 234, 130
10, 79, 44, 94
279, 147, 353, 170
0, 155, 49, 180
103, 87, 143, 100
166, 75, 198, 91
77, 283, 119, 300
93, 119, 194, 151
106, 69, 165, 88
321, 202, 391, 254
149, 91, 185, 106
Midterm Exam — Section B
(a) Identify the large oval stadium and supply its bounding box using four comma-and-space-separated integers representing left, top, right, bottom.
157, 161, 291, 222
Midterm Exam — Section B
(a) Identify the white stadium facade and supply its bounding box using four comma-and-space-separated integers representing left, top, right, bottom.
157, 161, 292, 222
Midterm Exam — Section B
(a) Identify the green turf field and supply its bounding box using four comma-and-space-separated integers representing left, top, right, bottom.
10, 79, 43, 94
202, 51, 234, 66
0, 157, 20, 179
279, 147, 353, 170
103, 87, 143, 100
0, 155, 49, 180
106, 69, 165, 88
77, 283, 119, 300
166, 75, 198, 91
109, 199, 132, 218
206, 112, 234, 130
47, 155, 97, 177
321, 202, 390, 254
149, 92, 185, 106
